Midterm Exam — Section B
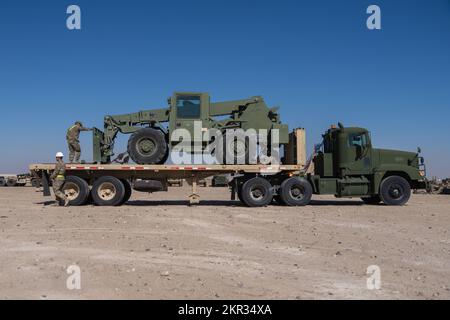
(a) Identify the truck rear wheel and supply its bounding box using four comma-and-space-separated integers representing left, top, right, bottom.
280, 177, 312, 206
379, 176, 411, 206
127, 128, 168, 164
91, 176, 125, 206
240, 177, 273, 207
63, 176, 90, 206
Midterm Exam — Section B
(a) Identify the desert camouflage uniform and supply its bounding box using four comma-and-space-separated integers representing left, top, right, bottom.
67, 124, 90, 163
50, 159, 67, 205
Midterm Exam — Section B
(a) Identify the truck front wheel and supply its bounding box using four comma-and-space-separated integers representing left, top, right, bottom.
280, 177, 312, 206
379, 176, 411, 206
127, 128, 168, 164
240, 177, 273, 207
91, 176, 125, 206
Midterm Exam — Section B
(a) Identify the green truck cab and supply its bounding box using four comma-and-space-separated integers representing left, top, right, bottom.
307, 123, 427, 205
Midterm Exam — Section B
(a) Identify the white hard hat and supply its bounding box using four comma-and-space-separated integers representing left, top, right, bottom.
56, 152, 64, 158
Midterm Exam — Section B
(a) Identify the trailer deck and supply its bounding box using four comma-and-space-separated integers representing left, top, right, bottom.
29, 163, 303, 205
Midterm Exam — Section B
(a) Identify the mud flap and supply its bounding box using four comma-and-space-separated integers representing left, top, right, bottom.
41, 171, 51, 197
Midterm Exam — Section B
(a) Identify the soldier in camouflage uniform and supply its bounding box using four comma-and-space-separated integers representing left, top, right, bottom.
67, 121, 92, 163
50, 152, 69, 206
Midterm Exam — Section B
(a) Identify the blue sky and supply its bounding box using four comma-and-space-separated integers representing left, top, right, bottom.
0, 0, 449, 177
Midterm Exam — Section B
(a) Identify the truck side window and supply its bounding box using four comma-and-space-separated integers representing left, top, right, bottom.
348, 133, 367, 147
176, 96, 201, 119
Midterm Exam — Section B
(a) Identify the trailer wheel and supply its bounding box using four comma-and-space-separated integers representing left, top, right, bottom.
91, 176, 125, 206
120, 179, 132, 205
127, 128, 168, 164
6, 179, 17, 187
361, 195, 381, 205
280, 177, 312, 206
0, 178, 7, 187
240, 177, 273, 207
379, 176, 411, 206
63, 176, 90, 206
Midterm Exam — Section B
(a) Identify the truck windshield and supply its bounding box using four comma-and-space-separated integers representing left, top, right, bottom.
176, 96, 201, 119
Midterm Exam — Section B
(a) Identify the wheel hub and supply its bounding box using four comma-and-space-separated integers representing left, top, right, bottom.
288, 185, 305, 200
389, 184, 403, 199
64, 182, 80, 201
98, 182, 116, 201
250, 187, 264, 200
138, 138, 156, 155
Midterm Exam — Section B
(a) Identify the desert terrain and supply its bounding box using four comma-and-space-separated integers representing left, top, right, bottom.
0, 186, 449, 299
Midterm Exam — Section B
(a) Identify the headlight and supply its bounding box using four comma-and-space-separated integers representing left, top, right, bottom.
419, 170, 425, 177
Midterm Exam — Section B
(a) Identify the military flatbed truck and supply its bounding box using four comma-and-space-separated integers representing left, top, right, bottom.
29, 124, 428, 207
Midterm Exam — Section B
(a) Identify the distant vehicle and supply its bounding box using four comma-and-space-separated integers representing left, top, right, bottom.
0, 174, 28, 187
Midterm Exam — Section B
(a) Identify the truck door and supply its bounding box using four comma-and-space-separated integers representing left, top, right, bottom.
170, 93, 209, 151
345, 132, 372, 174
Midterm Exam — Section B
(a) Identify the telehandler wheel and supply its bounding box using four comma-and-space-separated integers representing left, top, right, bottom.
279, 177, 312, 206
63, 176, 90, 206
361, 195, 381, 205
379, 176, 411, 206
215, 135, 249, 164
240, 177, 273, 207
120, 179, 132, 205
127, 128, 168, 164
91, 176, 125, 206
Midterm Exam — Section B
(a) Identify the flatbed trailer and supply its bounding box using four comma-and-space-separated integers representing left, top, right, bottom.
30, 129, 308, 207
29, 163, 304, 206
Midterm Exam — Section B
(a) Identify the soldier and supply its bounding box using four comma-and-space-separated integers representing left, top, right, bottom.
50, 152, 69, 206
67, 121, 92, 163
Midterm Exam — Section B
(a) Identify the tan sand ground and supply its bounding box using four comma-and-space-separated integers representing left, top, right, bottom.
0, 186, 449, 299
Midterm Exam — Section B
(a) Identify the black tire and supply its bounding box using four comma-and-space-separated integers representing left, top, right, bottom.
120, 179, 132, 205
0, 178, 6, 187
279, 177, 312, 206
379, 176, 411, 206
6, 179, 17, 187
127, 128, 168, 164
63, 176, 90, 206
240, 177, 273, 207
91, 176, 125, 206
361, 195, 381, 205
